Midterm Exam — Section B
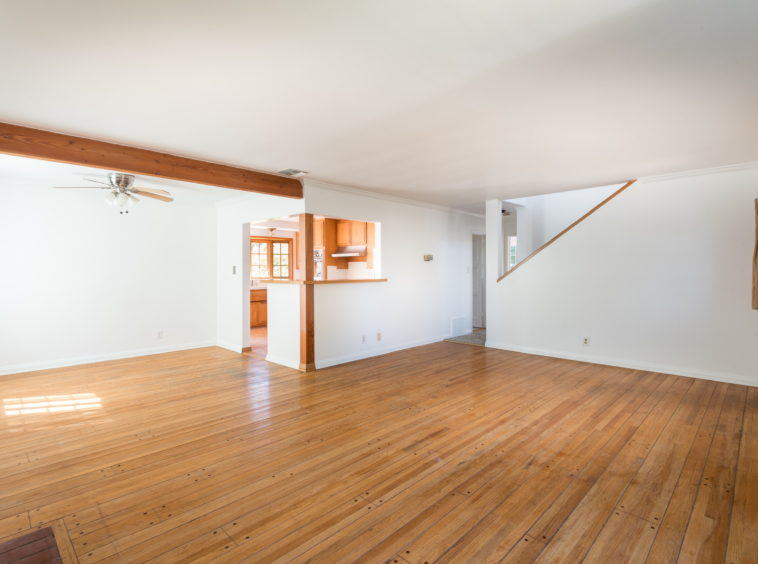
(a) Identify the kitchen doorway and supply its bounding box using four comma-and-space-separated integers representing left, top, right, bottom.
472, 234, 486, 329
246, 216, 300, 360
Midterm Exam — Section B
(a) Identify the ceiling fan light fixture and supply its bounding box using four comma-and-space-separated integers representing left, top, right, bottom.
59, 173, 173, 209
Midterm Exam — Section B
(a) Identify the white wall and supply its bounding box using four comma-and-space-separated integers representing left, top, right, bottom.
216, 193, 304, 353
507, 183, 623, 260
266, 284, 301, 369
305, 181, 485, 368
487, 164, 758, 386
0, 180, 218, 375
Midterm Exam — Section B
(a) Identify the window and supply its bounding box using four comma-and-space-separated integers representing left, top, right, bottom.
250, 238, 292, 280
250, 240, 269, 279
508, 236, 517, 270
271, 241, 290, 280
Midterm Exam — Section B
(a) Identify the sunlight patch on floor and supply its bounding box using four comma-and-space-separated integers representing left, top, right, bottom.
3, 393, 101, 415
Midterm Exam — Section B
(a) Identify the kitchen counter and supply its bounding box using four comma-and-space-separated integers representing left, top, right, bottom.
266, 279, 387, 284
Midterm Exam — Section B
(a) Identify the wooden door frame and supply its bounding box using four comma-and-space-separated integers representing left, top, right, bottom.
471, 231, 486, 331
299, 214, 316, 371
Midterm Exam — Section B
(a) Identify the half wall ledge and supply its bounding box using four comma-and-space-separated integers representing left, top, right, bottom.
267, 279, 388, 284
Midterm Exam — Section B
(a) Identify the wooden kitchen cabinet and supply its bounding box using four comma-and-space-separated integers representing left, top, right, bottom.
250, 290, 267, 327
350, 221, 367, 245
336, 221, 351, 246
337, 220, 367, 246
314, 219, 325, 249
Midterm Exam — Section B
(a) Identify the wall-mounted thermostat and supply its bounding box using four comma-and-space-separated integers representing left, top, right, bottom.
424, 255, 433, 261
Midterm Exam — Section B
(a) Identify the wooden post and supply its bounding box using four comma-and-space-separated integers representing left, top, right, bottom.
299, 213, 316, 371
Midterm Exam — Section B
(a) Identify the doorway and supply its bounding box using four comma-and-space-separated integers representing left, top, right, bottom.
246, 217, 300, 360
472, 234, 486, 329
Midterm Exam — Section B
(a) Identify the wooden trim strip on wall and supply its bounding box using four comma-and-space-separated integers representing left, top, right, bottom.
753, 198, 758, 310
497, 180, 637, 282
299, 213, 316, 372
0, 121, 303, 199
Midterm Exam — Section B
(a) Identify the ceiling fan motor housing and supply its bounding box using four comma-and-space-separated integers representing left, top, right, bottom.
108, 173, 136, 191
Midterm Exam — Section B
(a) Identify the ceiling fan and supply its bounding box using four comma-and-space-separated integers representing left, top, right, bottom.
55, 173, 173, 213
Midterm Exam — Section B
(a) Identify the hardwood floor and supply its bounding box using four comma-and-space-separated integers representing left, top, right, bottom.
0, 343, 755, 564
249, 327, 268, 359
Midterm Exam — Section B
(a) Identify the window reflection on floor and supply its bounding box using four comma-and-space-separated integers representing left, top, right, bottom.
3, 393, 101, 415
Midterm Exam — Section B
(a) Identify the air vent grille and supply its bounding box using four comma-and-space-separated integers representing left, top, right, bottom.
278, 168, 308, 177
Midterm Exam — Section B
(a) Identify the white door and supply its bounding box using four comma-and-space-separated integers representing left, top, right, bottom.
472, 235, 486, 328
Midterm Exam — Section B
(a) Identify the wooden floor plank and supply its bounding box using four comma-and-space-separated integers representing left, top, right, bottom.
0, 343, 753, 564
578, 378, 716, 562
725, 386, 758, 564
645, 382, 729, 564
677, 384, 747, 564
528, 376, 693, 564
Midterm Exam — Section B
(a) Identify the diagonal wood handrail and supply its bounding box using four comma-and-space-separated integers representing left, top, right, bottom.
498, 179, 637, 282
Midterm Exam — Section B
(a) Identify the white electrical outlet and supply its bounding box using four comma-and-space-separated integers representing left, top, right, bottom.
362, 335, 366, 344
158, 331, 163, 339
377, 332, 381, 341
583, 337, 589, 346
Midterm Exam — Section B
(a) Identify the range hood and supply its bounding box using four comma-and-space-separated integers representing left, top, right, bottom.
331, 245, 367, 258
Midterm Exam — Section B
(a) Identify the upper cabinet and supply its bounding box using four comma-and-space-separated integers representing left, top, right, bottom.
314, 219, 325, 249
337, 220, 367, 246
336, 221, 350, 247
350, 221, 367, 245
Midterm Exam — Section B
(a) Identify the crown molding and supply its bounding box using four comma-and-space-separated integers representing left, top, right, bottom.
304, 179, 486, 219
639, 160, 758, 184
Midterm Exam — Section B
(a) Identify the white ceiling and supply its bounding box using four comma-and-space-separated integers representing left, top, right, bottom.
251, 218, 300, 232
1, 0, 757, 213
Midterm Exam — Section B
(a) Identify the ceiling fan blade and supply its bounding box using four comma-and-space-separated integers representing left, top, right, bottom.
84, 179, 113, 187
54, 186, 108, 189
133, 190, 173, 203
132, 186, 171, 196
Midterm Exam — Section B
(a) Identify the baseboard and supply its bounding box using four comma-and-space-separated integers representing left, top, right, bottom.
485, 341, 758, 388
316, 334, 451, 369
216, 341, 243, 354
0, 340, 218, 377
265, 354, 300, 370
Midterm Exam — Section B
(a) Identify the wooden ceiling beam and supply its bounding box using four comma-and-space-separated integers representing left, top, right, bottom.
0, 122, 303, 199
